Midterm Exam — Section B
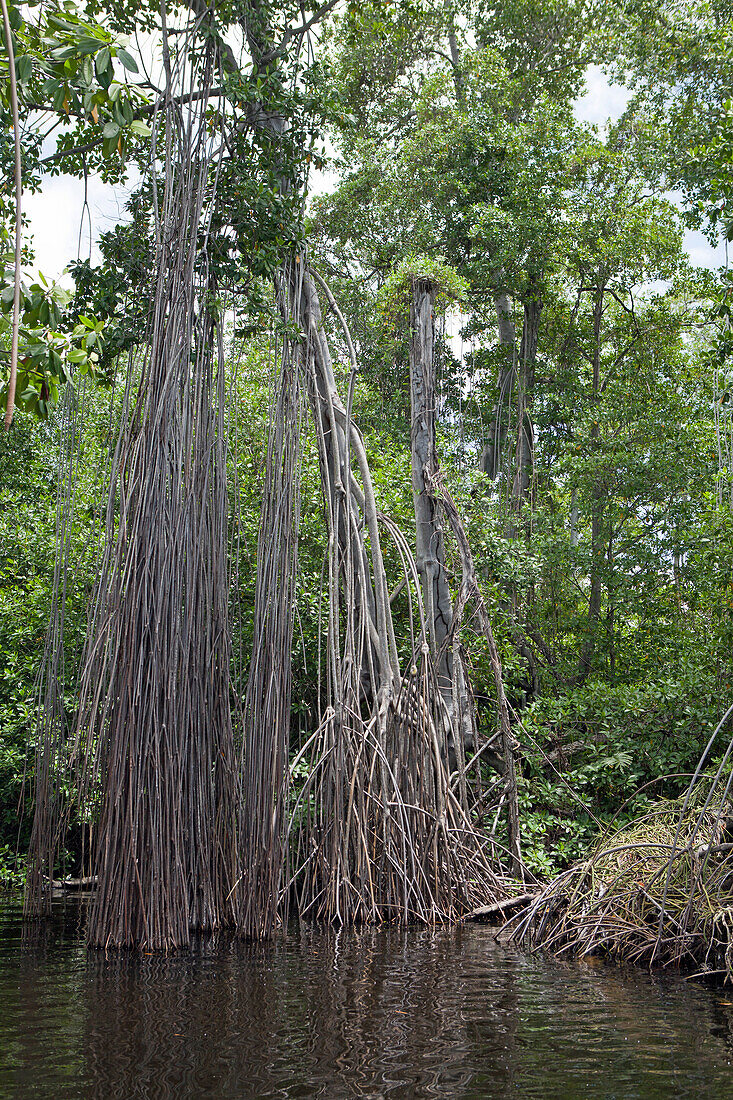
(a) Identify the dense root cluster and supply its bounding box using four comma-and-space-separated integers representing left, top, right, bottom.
25, 28, 238, 949
249, 269, 510, 932
288, 643, 508, 926
512, 784, 733, 980
24, 13, 518, 950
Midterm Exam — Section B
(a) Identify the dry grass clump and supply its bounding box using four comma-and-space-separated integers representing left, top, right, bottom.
511, 783, 733, 980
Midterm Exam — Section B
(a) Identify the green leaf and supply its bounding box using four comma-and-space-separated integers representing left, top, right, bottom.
102, 121, 120, 140
49, 45, 78, 61
76, 36, 103, 56
47, 13, 81, 33
15, 55, 33, 85
96, 46, 111, 74
116, 47, 138, 74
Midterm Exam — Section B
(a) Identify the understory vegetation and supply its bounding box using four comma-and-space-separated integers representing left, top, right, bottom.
1, 0, 733, 966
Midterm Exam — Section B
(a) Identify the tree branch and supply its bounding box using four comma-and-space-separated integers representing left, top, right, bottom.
267, 0, 340, 62
39, 86, 227, 165
1, 0, 22, 430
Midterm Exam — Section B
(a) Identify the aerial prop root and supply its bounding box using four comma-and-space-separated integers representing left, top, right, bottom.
285, 267, 514, 925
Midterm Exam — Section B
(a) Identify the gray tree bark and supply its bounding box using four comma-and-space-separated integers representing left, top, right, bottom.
481, 293, 516, 480
482, 286, 541, 511
511, 283, 542, 510
407, 280, 522, 874
578, 287, 605, 681
410, 279, 475, 758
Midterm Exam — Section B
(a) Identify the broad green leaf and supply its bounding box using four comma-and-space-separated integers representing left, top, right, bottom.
116, 47, 138, 74
15, 55, 33, 84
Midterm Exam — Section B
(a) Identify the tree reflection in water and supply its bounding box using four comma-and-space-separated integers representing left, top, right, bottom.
4, 903, 733, 1099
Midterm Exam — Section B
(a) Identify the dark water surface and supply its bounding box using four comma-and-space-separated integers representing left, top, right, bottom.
1, 901, 733, 1099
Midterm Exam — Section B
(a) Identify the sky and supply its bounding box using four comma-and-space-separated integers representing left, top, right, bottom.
23, 64, 725, 284
24, 171, 134, 281
575, 66, 726, 271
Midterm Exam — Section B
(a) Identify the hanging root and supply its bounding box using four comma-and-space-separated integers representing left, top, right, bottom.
25, 110, 519, 942
25, 21, 237, 950
234, 261, 304, 940
284, 269, 511, 925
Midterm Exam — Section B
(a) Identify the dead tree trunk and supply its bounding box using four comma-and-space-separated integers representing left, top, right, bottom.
410, 280, 452, 678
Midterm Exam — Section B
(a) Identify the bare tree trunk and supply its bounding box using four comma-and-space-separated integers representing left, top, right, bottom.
409, 280, 464, 734
447, 25, 466, 106
606, 525, 615, 679
409, 277, 522, 875
578, 288, 604, 681
482, 284, 541, 514
511, 282, 542, 512
481, 293, 516, 481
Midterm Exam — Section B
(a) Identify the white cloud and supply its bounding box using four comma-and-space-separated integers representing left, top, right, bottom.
24, 173, 135, 284
684, 228, 727, 270
574, 64, 632, 127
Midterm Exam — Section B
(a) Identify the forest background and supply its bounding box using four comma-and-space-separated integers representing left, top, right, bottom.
1, 0, 732, 887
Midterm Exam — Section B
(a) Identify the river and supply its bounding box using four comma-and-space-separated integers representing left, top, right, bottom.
1, 900, 732, 1098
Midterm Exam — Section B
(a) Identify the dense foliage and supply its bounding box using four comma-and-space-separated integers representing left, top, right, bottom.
2, 0, 733, 883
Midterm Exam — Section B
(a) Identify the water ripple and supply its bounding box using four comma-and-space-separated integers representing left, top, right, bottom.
1, 902, 732, 1099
